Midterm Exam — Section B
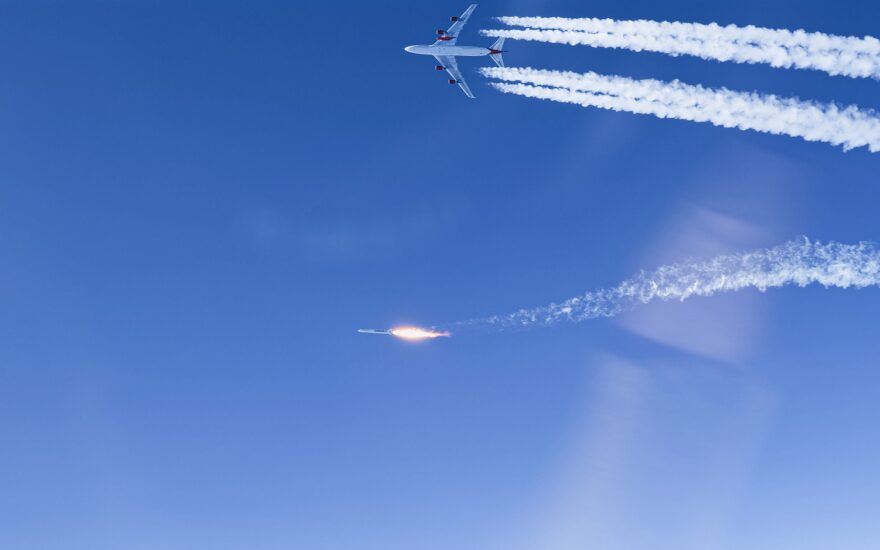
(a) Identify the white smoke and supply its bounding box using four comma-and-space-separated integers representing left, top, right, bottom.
480, 67, 880, 152
454, 238, 880, 330
482, 17, 880, 80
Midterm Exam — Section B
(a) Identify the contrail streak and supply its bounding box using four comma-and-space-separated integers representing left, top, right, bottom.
481, 67, 880, 152
482, 17, 880, 80
451, 238, 880, 331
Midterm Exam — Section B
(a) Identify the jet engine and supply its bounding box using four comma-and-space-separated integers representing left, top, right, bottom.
449, 79, 458, 84
437, 29, 446, 35
435, 65, 445, 71
451, 16, 460, 22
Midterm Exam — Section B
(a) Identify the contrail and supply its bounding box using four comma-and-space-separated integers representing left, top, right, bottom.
481, 67, 880, 152
482, 17, 880, 80
451, 238, 880, 331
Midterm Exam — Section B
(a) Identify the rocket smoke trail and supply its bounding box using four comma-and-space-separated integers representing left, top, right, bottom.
482, 17, 880, 80
449, 238, 880, 331
480, 67, 880, 152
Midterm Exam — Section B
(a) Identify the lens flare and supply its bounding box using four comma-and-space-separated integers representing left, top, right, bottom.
389, 327, 452, 340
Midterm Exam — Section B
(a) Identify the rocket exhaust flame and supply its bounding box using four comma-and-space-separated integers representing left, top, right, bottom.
390, 327, 452, 340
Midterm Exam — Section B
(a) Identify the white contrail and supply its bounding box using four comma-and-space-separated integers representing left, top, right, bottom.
482, 17, 880, 80
452, 238, 880, 330
480, 67, 880, 152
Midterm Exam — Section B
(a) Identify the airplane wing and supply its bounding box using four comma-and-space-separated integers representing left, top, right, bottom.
434, 55, 475, 98
433, 4, 477, 46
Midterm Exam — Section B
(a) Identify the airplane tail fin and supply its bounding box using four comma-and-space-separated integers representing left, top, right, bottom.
489, 37, 506, 68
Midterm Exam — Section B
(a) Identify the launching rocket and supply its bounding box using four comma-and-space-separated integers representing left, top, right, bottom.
357, 327, 451, 340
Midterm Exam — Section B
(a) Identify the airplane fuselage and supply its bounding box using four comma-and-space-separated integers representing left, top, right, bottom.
405, 45, 493, 57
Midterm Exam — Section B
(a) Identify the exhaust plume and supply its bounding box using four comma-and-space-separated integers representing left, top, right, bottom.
481, 67, 880, 152
482, 17, 880, 80
451, 238, 880, 331
391, 327, 451, 340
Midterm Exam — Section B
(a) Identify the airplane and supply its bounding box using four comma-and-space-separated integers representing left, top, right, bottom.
404, 4, 507, 98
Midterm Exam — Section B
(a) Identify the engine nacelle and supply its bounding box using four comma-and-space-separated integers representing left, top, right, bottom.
451, 16, 460, 22
449, 79, 458, 84
435, 65, 445, 71
437, 29, 446, 35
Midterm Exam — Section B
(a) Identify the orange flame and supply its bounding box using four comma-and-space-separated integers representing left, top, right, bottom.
389, 327, 452, 341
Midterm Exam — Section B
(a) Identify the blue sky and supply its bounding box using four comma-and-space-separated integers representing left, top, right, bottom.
1, 1, 879, 548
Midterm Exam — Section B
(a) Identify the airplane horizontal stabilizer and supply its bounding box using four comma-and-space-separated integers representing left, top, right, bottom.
489, 37, 506, 68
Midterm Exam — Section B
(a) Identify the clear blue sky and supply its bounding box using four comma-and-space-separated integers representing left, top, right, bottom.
1, 1, 879, 548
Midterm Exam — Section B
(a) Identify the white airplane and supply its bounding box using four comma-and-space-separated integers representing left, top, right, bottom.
404, 4, 506, 98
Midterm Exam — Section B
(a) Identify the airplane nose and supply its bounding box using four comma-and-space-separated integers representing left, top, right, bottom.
404, 46, 416, 53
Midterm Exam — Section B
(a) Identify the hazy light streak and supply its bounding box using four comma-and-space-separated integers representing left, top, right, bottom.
390, 327, 452, 340
482, 17, 880, 79
480, 67, 880, 152
452, 238, 880, 330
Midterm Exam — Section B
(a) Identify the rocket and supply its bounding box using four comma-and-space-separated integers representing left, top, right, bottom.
357, 327, 451, 340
